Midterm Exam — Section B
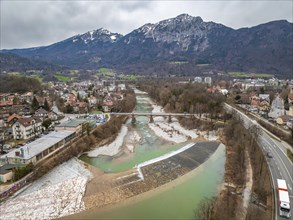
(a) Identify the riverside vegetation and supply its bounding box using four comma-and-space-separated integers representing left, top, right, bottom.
137, 80, 225, 130
195, 115, 272, 220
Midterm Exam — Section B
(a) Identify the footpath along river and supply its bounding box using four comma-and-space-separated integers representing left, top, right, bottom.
78, 91, 226, 219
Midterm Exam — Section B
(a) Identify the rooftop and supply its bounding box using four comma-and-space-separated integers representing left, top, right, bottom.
0, 164, 24, 175
56, 119, 85, 128
1, 130, 75, 160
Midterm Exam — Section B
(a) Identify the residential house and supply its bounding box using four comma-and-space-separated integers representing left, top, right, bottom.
259, 94, 270, 103
20, 92, 33, 103
219, 89, 228, 96
102, 95, 114, 112
7, 113, 21, 127
34, 107, 48, 118
88, 96, 97, 106
66, 93, 77, 106
250, 95, 260, 107
276, 115, 293, 125
259, 100, 270, 110
12, 117, 42, 140
117, 84, 126, 91
194, 77, 202, 83
268, 95, 285, 119
48, 111, 58, 121
0, 164, 23, 183
102, 101, 113, 112
75, 101, 88, 113
78, 90, 88, 99
0, 93, 14, 107
204, 77, 212, 85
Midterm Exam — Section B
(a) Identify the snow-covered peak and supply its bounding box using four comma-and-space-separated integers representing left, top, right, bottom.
70, 28, 122, 44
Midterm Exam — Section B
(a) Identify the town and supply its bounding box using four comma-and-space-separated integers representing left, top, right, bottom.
1, 74, 292, 182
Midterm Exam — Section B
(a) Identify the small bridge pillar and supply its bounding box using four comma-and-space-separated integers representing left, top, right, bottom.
131, 114, 136, 124
149, 115, 154, 123
168, 115, 172, 123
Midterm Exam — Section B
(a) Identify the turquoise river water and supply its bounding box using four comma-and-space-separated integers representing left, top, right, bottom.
79, 92, 226, 219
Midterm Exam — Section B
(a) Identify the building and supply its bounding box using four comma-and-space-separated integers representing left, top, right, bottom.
289, 106, 293, 117
12, 117, 42, 140
1, 131, 75, 165
259, 94, 270, 103
0, 93, 14, 107
7, 113, 21, 127
55, 119, 84, 133
204, 77, 212, 85
268, 95, 285, 119
194, 77, 202, 83
20, 92, 33, 103
250, 95, 260, 107
276, 115, 293, 125
34, 107, 48, 118
0, 164, 23, 183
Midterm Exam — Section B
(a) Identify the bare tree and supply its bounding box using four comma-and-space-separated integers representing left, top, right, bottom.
194, 197, 217, 220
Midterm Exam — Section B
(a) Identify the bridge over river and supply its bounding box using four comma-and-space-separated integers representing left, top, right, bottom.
110, 112, 196, 123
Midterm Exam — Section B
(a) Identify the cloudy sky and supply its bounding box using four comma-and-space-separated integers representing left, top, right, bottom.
1, 0, 292, 49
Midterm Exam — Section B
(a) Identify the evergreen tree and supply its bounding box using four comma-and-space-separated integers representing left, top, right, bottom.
42, 118, 52, 129
31, 96, 39, 110
44, 98, 50, 111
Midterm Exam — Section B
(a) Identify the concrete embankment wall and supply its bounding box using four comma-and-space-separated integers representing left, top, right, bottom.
140, 141, 220, 182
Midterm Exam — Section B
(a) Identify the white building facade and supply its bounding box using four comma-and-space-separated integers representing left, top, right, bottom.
12, 117, 42, 140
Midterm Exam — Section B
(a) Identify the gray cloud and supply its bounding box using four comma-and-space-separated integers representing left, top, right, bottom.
1, 0, 292, 49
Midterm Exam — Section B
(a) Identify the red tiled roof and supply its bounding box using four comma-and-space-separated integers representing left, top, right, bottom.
15, 117, 42, 127
7, 113, 21, 123
288, 93, 293, 100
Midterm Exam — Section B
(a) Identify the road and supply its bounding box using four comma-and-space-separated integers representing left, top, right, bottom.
224, 103, 293, 220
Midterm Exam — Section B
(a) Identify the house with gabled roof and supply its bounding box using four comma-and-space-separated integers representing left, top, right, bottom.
34, 107, 48, 118
7, 113, 21, 127
12, 117, 42, 140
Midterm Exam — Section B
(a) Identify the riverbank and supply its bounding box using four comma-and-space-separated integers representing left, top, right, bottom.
66, 142, 223, 218
62, 144, 225, 219
0, 158, 93, 220
87, 125, 128, 157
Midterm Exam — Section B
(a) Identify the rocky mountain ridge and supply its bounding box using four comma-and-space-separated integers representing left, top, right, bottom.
2, 14, 293, 77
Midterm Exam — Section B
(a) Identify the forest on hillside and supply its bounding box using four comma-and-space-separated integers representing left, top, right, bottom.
0, 74, 42, 93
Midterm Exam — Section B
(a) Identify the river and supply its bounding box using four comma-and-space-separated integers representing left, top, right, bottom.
78, 91, 226, 219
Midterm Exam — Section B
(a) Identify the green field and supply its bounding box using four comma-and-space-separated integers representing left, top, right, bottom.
54, 73, 72, 82
227, 72, 273, 78
97, 68, 116, 77
118, 74, 143, 80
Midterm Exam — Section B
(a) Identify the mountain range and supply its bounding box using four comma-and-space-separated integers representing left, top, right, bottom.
2, 14, 293, 77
